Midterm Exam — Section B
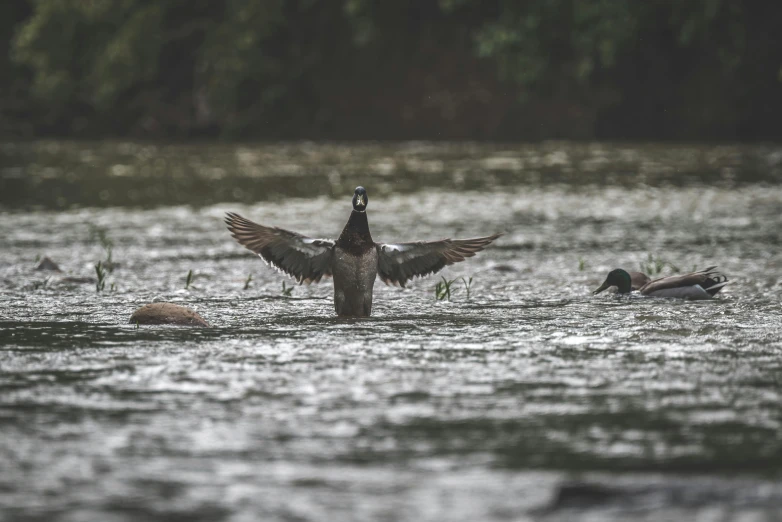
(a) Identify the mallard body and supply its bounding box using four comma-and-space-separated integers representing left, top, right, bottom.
225, 187, 500, 317
594, 266, 728, 300
641, 285, 714, 299
332, 210, 378, 316
638, 267, 728, 299
333, 246, 377, 316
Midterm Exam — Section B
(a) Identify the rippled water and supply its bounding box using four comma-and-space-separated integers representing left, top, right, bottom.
2, 142, 782, 521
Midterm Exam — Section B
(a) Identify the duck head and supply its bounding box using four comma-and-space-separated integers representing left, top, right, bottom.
352, 186, 368, 212
593, 268, 632, 295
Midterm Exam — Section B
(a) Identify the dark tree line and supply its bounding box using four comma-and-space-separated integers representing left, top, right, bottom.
1, 0, 780, 140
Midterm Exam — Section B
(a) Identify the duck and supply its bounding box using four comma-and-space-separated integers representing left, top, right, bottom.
593, 266, 728, 300
225, 186, 501, 317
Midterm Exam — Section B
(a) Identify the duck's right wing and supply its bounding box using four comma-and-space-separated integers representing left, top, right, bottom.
225, 212, 334, 283
376, 234, 501, 287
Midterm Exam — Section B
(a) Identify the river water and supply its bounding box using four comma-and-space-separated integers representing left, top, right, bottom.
2, 141, 782, 521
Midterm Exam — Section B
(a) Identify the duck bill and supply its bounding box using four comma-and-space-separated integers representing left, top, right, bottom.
592, 280, 611, 295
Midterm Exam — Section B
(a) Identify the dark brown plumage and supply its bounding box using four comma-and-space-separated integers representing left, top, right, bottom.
224, 211, 334, 284
377, 235, 501, 287
225, 186, 501, 316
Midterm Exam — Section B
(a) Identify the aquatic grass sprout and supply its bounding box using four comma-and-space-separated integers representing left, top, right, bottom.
640, 253, 680, 275
281, 281, 293, 296
578, 257, 586, 271
244, 274, 253, 290
185, 269, 194, 289
435, 276, 456, 301
95, 261, 107, 292
89, 225, 114, 272
461, 276, 474, 299
28, 277, 50, 291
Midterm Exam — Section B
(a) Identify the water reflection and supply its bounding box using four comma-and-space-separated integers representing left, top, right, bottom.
2, 141, 782, 209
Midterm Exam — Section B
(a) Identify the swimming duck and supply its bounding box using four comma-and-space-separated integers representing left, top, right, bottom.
225, 187, 501, 317
593, 266, 728, 300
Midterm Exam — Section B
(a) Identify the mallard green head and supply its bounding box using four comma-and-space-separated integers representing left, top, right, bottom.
352, 186, 368, 212
593, 268, 633, 295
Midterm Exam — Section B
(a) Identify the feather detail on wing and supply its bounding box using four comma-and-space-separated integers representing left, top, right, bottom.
377, 234, 501, 287
225, 212, 334, 284
639, 266, 728, 297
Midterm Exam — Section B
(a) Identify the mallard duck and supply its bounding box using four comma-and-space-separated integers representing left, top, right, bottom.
225, 186, 501, 317
593, 266, 728, 299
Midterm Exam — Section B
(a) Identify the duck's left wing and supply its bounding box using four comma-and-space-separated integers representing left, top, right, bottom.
377, 234, 501, 287
225, 212, 334, 283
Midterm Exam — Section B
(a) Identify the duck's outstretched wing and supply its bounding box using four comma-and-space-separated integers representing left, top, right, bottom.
225, 212, 334, 284
376, 234, 501, 287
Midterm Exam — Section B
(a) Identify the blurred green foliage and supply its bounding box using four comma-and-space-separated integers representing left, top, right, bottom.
1, 0, 780, 139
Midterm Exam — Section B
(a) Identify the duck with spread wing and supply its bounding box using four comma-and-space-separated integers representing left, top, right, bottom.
225, 187, 501, 317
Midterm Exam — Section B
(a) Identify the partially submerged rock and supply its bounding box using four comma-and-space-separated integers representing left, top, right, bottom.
129, 302, 208, 327
36, 256, 61, 271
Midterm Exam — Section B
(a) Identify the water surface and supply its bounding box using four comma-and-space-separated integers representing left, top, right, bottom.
2, 142, 782, 521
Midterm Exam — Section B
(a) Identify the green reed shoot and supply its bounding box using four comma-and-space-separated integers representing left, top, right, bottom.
244, 274, 253, 290
185, 269, 193, 289
95, 261, 106, 292
461, 276, 474, 299
89, 225, 114, 272
640, 253, 680, 275
281, 281, 293, 296
30, 277, 50, 291
578, 257, 586, 271
435, 276, 456, 301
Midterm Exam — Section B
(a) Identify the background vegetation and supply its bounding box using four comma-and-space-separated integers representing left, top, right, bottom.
1, 0, 780, 140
